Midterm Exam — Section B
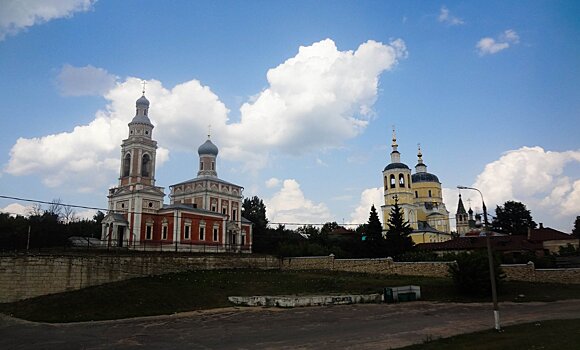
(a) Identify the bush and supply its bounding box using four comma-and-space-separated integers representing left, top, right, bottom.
449, 251, 505, 296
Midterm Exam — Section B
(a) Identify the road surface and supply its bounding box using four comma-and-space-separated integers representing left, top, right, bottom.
2, 300, 580, 349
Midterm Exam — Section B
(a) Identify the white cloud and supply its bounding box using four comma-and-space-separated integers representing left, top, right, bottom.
265, 179, 333, 226
265, 177, 280, 188
350, 187, 383, 225
57, 64, 118, 96
4, 77, 214, 191
476, 29, 520, 56
4, 38, 406, 193
0, 203, 32, 217
223, 38, 407, 163
438, 6, 464, 26
0, 0, 95, 41
473, 146, 580, 230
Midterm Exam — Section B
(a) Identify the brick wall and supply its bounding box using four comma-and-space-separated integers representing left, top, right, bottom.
0, 254, 279, 303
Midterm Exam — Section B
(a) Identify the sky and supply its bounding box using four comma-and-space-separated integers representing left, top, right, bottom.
0, 0, 579, 232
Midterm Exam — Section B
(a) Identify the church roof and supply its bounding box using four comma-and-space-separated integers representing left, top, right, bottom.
456, 195, 467, 215
411, 172, 440, 183
198, 139, 219, 156
136, 95, 150, 106
384, 162, 410, 171
171, 176, 242, 189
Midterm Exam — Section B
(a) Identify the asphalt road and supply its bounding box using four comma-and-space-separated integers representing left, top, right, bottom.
2, 300, 580, 350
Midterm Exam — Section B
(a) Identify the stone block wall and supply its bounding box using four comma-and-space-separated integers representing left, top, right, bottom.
0, 254, 279, 303
502, 262, 580, 284
281, 256, 453, 277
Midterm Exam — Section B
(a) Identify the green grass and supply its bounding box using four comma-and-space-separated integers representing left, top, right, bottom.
401, 319, 580, 350
1, 269, 580, 323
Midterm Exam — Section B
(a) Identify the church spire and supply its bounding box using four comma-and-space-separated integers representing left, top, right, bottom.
415, 143, 427, 173
390, 126, 401, 163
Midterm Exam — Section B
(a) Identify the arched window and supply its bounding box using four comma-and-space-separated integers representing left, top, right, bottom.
399, 174, 405, 187
428, 190, 432, 197
142, 154, 151, 177
415, 191, 418, 198
123, 153, 131, 177
384, 176, 388, 190
200, 161, 203, 170
407, 174, 411, 188
390, 174, 396, 188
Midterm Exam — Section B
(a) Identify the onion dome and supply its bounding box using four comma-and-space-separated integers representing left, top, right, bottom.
198, 139, 219, 156
384, 163, 410, 171
136, 95, 150, 107
411, 172, 440, 183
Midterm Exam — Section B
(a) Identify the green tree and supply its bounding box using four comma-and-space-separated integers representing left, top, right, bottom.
573, 216, 580, 238
320, 222, 340, 235
492, 200, 536, 235
385, 196, 414, 256
365, 205, 383, 242
449, 251, 505, 296
242, 196, 268, 234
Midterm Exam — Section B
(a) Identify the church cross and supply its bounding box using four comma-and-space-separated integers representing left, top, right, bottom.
141, 80, 147, 95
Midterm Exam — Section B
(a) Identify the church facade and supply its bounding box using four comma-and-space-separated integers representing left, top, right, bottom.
381, 130, 451, 244
101, 93, 252, 252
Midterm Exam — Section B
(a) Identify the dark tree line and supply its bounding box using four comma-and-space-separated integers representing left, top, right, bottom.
242, 195, 415, 258
0, 201, 104, 250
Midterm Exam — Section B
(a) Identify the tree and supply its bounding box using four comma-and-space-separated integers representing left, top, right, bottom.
573, 216, 580, 238
449, 251, 505, 296
242, 196, 268, 234
365, 205, 383, 242
321, 222, 340, 235
385, 196, 414, 256
492, 201, 536, 235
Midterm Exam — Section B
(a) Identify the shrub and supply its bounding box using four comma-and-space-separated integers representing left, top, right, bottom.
448, 251, 505, 296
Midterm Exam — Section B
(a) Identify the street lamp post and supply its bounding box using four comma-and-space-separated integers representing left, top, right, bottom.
457, 186, 500, 331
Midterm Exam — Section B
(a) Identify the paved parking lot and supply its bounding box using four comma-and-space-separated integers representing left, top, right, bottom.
2, 300, 580, 349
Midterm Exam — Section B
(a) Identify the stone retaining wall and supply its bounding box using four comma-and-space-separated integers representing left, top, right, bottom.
0, 254, 279, 303
502, 262, 580, 284
281, 256, 453, 277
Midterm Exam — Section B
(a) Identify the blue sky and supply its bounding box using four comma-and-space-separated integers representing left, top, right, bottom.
1, 1, 579, 232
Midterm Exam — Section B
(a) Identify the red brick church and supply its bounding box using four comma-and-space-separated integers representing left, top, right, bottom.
101, 92, 252, 252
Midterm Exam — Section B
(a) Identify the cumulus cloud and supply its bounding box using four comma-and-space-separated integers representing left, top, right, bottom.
223, 38, 407, 163
474, 146, 580, 229
56, 64, 118, 96
4, 38, 406, 193
265, 177, 280, 188
476, 29, 520, 56
0, 203, 32, 217
4, 77, 213, 191
265, 179, 333, 226
350, 187, 383, 225
438, 6, 464, 26
0, 0, 95, 41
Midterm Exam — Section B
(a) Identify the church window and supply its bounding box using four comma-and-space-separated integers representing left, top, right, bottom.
407, 174, 411, 188
390, 174, 396, 188
213, 226, 219, 241
399, 174, 405, 187
142, 154, 151, 177
162, 224, 168, 240
212, 161, 215, 170
145, 130, 149, 135
241, 234, 246, 246
232, 209, 237, 221
148, 202, 153, 208
200, 161, 203, 170
384, 177, 388, 190
146, 225, 152, 240
123, 154, 131, 177
222, 207, 227, 215
415, 191, 418, 198
184, 224, 191, 240
199, 226, 205, 241
428, 190, 432, 197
